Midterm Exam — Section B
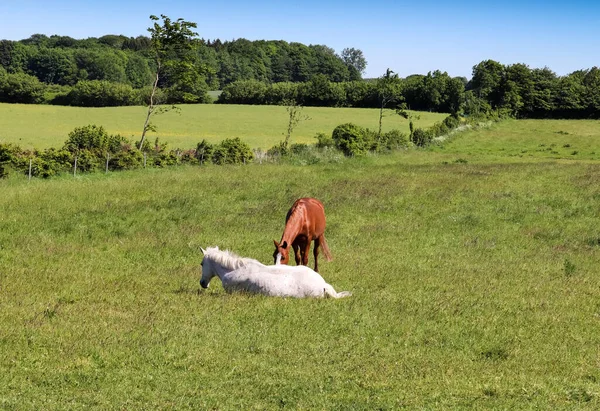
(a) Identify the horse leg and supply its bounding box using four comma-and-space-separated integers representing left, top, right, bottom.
301, 241, 311, 268
313, 237, 321, 272
292, 241, 302, 266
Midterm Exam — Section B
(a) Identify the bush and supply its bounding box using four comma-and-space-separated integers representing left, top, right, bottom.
195, 139, 214, 164
44, 84, 72, 105
267, 141, 288, 157
380, 129, 410, 150
180, 149, 198, 165
109, 145, 143, 170
289, 143, 310, 155
314, 132, 335, 149
63, 124, 128, 155
217, 80, 268, 105
344, 81, 378, 108
38, 147, 73, 175
212, 137, 253, 165
332, 123, 373, 156
65, 80, 137, 107
0, 142, 19, 178
136, 86, 166, 106
300, 74, 347, 107
265, 82, 299, 105
429, 121, 450, 138
64, 124, 108, 153
443, 114, 461, 130
411, 128, 433, 147
0, 72, 46, 104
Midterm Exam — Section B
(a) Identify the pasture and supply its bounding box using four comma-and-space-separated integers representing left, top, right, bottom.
1, 119, 600, 409
0, 103, 447, 150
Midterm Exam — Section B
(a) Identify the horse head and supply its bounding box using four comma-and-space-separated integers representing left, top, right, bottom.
273, 240, 290, 265
199, 246, 217, 289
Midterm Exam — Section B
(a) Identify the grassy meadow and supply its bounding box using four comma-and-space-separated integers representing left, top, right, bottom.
0, 103, 447, 150
1, 118, 600, 409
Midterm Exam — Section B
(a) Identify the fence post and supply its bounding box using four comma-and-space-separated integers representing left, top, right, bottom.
143, 152, 147, 168
73, 156, 77, 177
106, 153, 110, 173
28, 159, 32, 181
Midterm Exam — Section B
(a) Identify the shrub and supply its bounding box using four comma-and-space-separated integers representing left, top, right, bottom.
109, 145, 143, 170
0, 142, 18, 178
217, 80, 268, 105
443, 114, 461, 130
332, 123, 372, 156
212, 137, 253, 165
300, 74, 347, 107
344, 81, 378, 108
180, 149, 198, 165
380, 129, 410, 150
65, 80, 137, 107
429, 121, 450, 138
74, 149, 102, 172
0, 72, 46, 104
411, 128, 433, 147
44, 84, 72, 105
267, 141, 288, 157
153, 151, 180, 167
64, 124, 109, 153
265, 82, 299, 105
195, 139, 214, 164
314, 132, 335, 149
38, 147, 73, 174
289, 143, 310, 155
136, 86, 166, 106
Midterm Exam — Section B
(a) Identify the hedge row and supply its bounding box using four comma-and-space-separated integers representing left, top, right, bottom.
0, 114, 471, 180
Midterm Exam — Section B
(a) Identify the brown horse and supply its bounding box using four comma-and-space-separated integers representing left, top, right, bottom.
273, 197, 332, 272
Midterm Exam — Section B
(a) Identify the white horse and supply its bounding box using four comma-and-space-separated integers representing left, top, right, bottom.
199, 246, 351, 298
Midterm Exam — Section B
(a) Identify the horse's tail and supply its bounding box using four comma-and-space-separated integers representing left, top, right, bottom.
320, 235, 333, 262
323, 284, 352, 299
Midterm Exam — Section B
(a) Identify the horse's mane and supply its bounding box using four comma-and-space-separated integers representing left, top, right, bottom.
204, 247, 262, 270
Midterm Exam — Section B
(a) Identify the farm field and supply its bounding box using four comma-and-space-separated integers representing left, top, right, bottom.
0, 103, 448, 150
1, 119, 600, 409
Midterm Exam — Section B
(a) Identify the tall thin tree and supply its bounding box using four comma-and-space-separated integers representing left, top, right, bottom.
139, 14, 198, 150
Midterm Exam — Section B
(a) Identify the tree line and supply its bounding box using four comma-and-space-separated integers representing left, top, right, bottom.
0, 29, 599, 119
216, 70, 466, 114
0, 33, 364, 106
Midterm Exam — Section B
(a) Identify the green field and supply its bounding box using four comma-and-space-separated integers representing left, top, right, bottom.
0, 103, 447, 150
1, 119, 600, 408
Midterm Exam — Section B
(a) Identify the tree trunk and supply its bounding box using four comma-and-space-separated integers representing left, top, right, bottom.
139, 68, 160, 150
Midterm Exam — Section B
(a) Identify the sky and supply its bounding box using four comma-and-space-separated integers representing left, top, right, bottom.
1, 0, 599, 80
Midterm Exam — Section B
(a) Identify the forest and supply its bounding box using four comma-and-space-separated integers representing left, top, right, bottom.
0, 33, 599, 118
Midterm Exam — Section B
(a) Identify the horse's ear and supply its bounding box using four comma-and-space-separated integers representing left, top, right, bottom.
282, 241, 288, 249
273, 240, 279, 248
200, 247, 206, 254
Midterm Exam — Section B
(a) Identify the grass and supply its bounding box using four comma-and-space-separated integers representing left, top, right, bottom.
0, 103, 447, 150
433, 118, 600, 162
1, 119, 600, 408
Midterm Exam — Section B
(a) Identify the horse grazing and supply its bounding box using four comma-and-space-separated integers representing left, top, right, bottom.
200, 246, 351, 298
273, 197, 332, 272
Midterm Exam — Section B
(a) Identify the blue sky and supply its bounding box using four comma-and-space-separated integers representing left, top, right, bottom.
1, 0, 599, 79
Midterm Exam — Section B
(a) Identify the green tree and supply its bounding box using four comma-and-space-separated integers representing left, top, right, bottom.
125, 52, 154, 88
0, 72, 45, 103
340, 47, 367, 78
28, 47, 78, 85
471, 59, 504, 108
140, 14, 200, 150
375, 69, 403, 139
282, 98, 310, 152
583, 67, 600, 116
